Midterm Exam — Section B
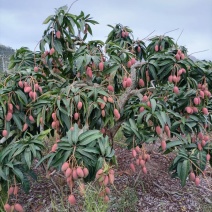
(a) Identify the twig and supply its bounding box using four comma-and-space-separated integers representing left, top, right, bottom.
163, 28, 179, 36
176, 29, 184, 44
142, 30, 156, 41
153, 181, 182, 196
133, 169, 142, 187
188, 49, 209, 57
67, 0, 79, 13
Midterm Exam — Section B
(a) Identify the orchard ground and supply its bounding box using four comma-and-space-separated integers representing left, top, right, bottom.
15, 132, 212, 212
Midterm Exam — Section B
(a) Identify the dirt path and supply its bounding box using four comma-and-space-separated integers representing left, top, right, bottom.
14, 143, 212, 212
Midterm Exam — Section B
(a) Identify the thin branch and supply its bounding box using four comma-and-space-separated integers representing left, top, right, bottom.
67, 0, 79, 14
142, 30, 155, 41
188, 49, 209, 57
176, 29, 184, 44
163, 28, 179, 36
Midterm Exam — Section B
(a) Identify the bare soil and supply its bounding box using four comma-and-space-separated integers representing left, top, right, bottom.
13, 143, 212, 212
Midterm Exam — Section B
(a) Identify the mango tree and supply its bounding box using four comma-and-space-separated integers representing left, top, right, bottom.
0, 5, 211, 210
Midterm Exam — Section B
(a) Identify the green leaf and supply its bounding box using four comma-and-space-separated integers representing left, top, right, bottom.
150, 99, 156, 113
43, 15, 54, 24
78, 130, 100, 141
180, 160, 190, 187
79, 133, 103, 146
103, 64, 119, 74
12, 113, 23, 130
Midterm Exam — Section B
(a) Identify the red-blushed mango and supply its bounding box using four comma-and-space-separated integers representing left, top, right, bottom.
83, 167, 89, 178
50, 48, 55, 55
122, 80, 127, 88
74, 112, 79, 120
101, 110, 105, 117
29, 115, 35, 123
127, 60, 132, 68
130, 163, 136, 173
24, 86, 32, 93
192, 107, 198, 113
198, 132, 204, 140
168, 75, 173, 83
202, 107, 208, 115
13, 186, 19, 195
113, 109, 120, 119
18, 80, 23, 88
4, 204, 11, 212
100, 103, 105, 109
193, 97, 200, 105
105, 187, 110, 194
139, 78, 145, 87
125, 31, 129, 37
104, 195, 110, 203
139, 107, 145, 113
34, 83, 39, 91
154, 45, 159, 52
161, 140, 166, 150
22, 123, 28, 132
126, 78, 132, 87
189, 172, 195, 181
51, 143, 58, 152
34, 66, 39, 72
65, 168, 72, 178
146, 154, 150, 162
6, 112, 13, 122
96, 169, 103, 179
77, 101, 83, 110
175, 54, 180, 61
131, 57, 136, 65
204, 135, 209, 141
137, 46, 141, 52
38, 86, 43, 93
181, 53, 185, 60
68, 194, 76, 205
121, 30, 126, 38
132, 149, 137, 158
14, 203, 24, 212
8, 186, 14, 195
8, 103, 13, 111
61, 162, 69, 172
103, 96, 107, 102
52, 112, 57, 120
56, 31, 61, 39
109, 173, 114, 184
173, 86, 179, 94
206, 154, 211, 161
72, 169, 78, 180
155, 126, 161, 135
199, 91, 204, 99
76, 167, 84, 178
51, 121, 56, 129
195, 177, 200, 186
197, 143, 202, 151
103, 175, 109, 186
147, 101, 151, 107
107, 85, 114, 92
142, 166, 147, 174
135, 146, 141, 153
140, 159, 145, 167
142, 95, 148, 102
185, 106, 192, 114
107, 97, 114, 103
201, 140, 206, 147
99, 61, 104, 71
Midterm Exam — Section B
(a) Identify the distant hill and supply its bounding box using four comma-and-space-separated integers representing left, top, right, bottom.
0, 44, 15, 72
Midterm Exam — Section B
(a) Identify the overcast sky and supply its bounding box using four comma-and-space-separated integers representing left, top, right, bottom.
0, 0, 211, 60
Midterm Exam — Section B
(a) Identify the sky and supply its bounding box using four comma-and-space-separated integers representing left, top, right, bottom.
0, 0, 212, 60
